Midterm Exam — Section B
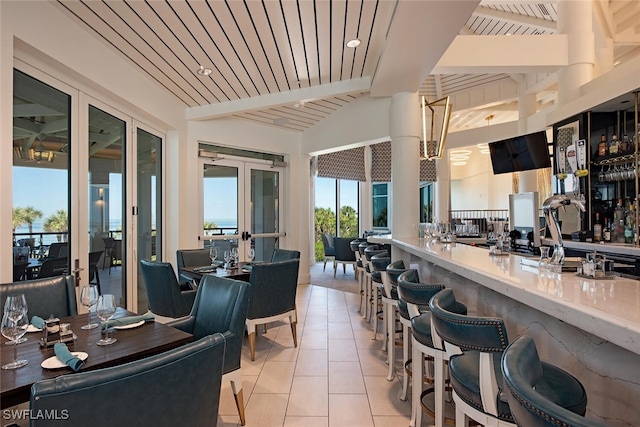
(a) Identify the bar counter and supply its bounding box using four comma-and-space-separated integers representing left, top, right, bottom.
369, 234, 640, 427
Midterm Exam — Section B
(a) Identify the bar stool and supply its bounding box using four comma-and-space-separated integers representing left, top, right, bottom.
371, 253, 391, 343
502, 335, 605, 427
363, 246, 387, 322
382, 260, 406, 378
430, 289, 588, 427
398, 270, 458, 427
357, 242, 373, 316
349, 238, 366, 282
382, 260, 406, 382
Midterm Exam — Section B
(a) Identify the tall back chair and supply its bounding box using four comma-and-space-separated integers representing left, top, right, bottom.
47, 242, 68, 258
169, 276, 251, 425
139, 259, 197, 318
88, 251, 103, 294
355, 241, 373, 313
246, 259, 300, 361
0, 275, 77, 319
31, 334, 226, 427
271, 248, 301, 262
37, 257, 68, 278
363, 246, 387, 321
502, 335, 604, 427
176, 248, 213, 287
332, 237, 357, 278
430, 289, 588, 427
321, 233, 335, 271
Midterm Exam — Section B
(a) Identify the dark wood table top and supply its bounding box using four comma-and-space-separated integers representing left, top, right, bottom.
1, 309, 192, 409
180, 263, 252, 282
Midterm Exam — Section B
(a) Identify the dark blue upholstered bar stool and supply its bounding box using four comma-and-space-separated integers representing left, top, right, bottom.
350, 238, 366, 283
357, 242, 374, 317
371, 252, 391, 343
398, 270, 456, 427
430, 289, 588, 427
363, 245, 387, 322
502, 335, 606, 427
382, 260, 406, 382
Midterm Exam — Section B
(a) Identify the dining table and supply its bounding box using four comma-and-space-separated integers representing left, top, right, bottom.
179, 262, 253, 283
0, 309, 193, 409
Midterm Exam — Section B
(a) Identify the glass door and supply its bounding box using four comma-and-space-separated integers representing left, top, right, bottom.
202, 158, 283, 263
87, 104, 126, 307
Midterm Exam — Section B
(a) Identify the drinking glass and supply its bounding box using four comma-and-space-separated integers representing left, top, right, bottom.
247, 248, 255, 262
96, 294, 117, 346
539, 246, 551, 270
1, 311, 28, 369
80, 285, 100, 330
223, 250, 232, 268
209, 247, 218, 265
4, 294, 28, 345
231, 247, 239, 264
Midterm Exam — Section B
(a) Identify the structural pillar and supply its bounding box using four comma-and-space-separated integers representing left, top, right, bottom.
557, 0, 595, 105
434, 157, 451, 223
518, 80, 538, 193
390, 92, 420, 239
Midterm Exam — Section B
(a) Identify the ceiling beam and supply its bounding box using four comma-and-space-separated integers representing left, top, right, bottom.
370, 0, 480, 96
186, 77, 371, 121
433, 35, 568, 74
472, 6, 556, 32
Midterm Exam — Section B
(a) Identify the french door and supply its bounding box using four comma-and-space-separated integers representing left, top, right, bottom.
11, 64, 162, 313
201, 158, 283, 262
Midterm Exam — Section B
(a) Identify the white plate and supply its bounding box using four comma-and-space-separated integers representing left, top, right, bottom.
113, 320, 145, 330
41, 352, 88, 370
27, 324, 42, 333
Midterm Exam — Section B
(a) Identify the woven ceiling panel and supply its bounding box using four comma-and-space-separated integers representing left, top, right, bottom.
317, 147, 366, 181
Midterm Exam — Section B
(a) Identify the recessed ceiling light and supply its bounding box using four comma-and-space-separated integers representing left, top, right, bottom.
476, 143, 489, 149
273, 117, 289, 126
196, 65, 212, 76
346, 39, 361, 48
294, 101, 305, 108
480, 149, 490, 154
450, 155, 469, 161
450, 149, 472, 155
452, 161, 467, 166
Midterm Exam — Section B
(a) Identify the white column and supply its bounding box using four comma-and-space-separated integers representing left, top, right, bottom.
518, 80, 538, 193
390, 92, 420, 239
1, 11, 13, 282
557, 0, 595, 104
435, 157, 450, 222
288, 153, 311, 284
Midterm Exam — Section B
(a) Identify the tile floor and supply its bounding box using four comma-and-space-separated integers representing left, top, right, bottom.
216, 262, 417, 427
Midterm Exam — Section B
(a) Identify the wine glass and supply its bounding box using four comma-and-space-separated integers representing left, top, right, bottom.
209, 247, 218, 265
247, 248, 255, 262
1, 311, 28, 369
80, 285, 100, 330
96, 294, 117, 346
231, 247, 239, 265
223, 250, 232, 269
4, 295, 28, 345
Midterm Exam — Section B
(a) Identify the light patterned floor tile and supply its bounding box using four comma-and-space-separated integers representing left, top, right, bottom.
295, 349, 328, 376
284, 416, 328, 427
244, 393, 289, 427
219, 375, 258, 416
328, 361, 366, 394
253, 361, 296, 394
328, 394, 374, 427
328, 339, 359, 362
300, 330, 328, 350
286, 376, 329, 416
328, 322, 354, 340
363, 376, 412, 416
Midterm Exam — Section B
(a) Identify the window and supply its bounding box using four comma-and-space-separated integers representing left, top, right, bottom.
420, 183, 434, 222
372, 183, 388, 228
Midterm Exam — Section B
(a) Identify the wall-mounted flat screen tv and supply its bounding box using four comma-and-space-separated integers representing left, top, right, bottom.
488, 131, 551, 175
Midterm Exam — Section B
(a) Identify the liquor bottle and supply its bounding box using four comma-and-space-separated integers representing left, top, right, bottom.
625, 203, 635, 244
617, 219, 626, 243
603, 219, 611, 242
598, 133, 608, 156
593, 212, 602, 242
621, 134, 630, 152
609, 134, 619, 155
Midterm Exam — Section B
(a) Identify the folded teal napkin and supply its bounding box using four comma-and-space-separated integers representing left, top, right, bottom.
54, 343, 84, 371
193, 266, 216, 273
242, 264, 253, 272
31, 316, 45, 329
102, 311, 155, 328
